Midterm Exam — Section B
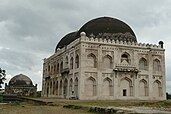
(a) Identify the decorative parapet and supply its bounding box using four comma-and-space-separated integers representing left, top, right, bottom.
55, 38, 80, 56
47, 32, 164, 63
80, 32, 164, 50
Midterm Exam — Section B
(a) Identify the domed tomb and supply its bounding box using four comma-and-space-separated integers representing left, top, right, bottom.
9, 74, 33, 86
5, 74, 37, 96
55, 17, 137, 52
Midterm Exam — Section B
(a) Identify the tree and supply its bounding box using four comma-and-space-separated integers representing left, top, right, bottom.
166, 92, 171, 100
0, 68, 6, 89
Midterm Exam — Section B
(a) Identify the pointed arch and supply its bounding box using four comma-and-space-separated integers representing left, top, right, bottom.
139, 58, 148, 70
153, 59, 161, 72
85, 76, 97, 96
60, 61, 63, 72
121, 77, 132, 86
139, 79, 148, 96
154, 80, 162, 86
50, 80, 53, 95
69, 78, 73, 96
103, 55, 112, 69
56, 81, 58, 95
74, 77, 78, 98
120, 77, 133, 96
46, 81, 49, 97
75, 54, 79, 68
57, 62, 59, 74
103, 77, 113, 96
63, 79, 68, 98
54, 64, 56, 74
121, 52, 130, 64
53, 80, 55, 95
59, 80, 62, 95
87, 53, 97, 68
65, 56, 68, 67
153, 80, 162, 97
70, 57, 74, 69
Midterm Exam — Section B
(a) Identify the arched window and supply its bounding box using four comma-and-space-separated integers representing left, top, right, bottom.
63, 79, 68, 97
48, 64, 50, 73
60, 61, 63, 72
103, 77, 113, 96
153, 80, 162, 97
74, 78, 78, 98
85, 77, 96, 96
75, 54, 79, 68
46, 81, 49, 96
51, 66, 53, 75
50, 80, 53, 95
57, 63, 59, 74
153, 59, 161, 72
139, 58, 148, 70
65, 56, 68, 68
56, 81, 58, 95
139, 79, 148, 96
120, 77, 133, 96
87, 53, 97, 68
103, 55, 112, 69
121, 52, 130, 64
53, 81, 55, 95
70, 57, 73, 69
59, 80, 62, 95
69, 78, 73, 96
54, 64, 56, 74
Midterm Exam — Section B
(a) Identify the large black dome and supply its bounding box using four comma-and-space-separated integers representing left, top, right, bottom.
77, 17, 136, 38
55, 17, 137, 52
9, 74, 33, 87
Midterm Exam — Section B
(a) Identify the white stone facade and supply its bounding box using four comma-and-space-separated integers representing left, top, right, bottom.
42, 32, 166, 100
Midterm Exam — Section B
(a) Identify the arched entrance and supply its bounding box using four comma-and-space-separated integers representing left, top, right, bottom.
69, 78, 73, 96
59, 80, 62, 95
102, 77, 112, 96
74, 78, 78, 98
56, 81, 58, 95
63, 79, 68, 98
139, 79, 148, 96
46, 82, 49, 97
153, 80, 162, 98
85, 77, 96, 97
120, 77, 132, 97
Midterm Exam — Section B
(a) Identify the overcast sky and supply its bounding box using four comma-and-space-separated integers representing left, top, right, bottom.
0, 0, 171, 93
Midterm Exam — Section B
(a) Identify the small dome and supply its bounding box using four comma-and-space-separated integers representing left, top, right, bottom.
9, 74, 33, 86
56, 32, 77, 51
55, 17, 137, 52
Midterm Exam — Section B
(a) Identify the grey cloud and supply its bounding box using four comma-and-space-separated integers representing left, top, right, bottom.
0, 48, 37, 71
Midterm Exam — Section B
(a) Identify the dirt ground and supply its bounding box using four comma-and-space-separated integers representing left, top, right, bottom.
0, 103, 94, 114
32, 98, 171, 113
34, 98, 171, 108
1, 99, 171, 114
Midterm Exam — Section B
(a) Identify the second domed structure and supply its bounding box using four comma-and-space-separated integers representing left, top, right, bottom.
5, 74, 37, 96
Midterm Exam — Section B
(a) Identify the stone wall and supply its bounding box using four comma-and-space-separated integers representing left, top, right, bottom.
42, 33, 166, 100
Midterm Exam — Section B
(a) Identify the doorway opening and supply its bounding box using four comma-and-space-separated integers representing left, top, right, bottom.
123, 89, 127, 96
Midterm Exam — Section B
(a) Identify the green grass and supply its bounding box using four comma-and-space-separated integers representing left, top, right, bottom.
41, 99, 171, 108
74, 100, 171, 108
1, 99, 171, 114
0, 102, 94, 114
